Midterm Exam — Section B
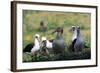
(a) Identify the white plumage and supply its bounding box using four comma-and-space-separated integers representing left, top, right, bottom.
72, 26, 77, 41
46, 40, 53, 48
31, 34, 41, 54
41, 37, 53, 49
70, 26, 84, 53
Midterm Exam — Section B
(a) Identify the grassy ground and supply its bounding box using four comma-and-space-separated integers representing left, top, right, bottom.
22, 10, 91, 62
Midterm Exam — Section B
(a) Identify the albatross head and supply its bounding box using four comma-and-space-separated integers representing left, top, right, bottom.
52, 27, 63, 34
76, 26, 81, 36
34, 34, 41, 42
35, 34, 40, 38
77, 26, 80, 31
69, 26, 76, 32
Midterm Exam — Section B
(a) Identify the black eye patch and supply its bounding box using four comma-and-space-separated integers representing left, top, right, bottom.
35, 36, 38, 38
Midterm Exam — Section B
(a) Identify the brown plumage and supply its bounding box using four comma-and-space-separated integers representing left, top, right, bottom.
39, 21, 47, 32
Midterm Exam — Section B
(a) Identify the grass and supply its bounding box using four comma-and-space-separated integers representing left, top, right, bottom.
23, 10, 91, 62
23, 48, 91, 62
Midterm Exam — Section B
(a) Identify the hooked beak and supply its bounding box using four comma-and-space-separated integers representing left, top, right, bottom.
51, 27, 61, 34
38, 38, 41, 42
52, 29, 57, 34
51, 27, 63, 34
35, 36, 40, 42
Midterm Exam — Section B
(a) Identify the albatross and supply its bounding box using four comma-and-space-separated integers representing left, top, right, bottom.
52, 27, 65, 55
70, 26, 84, 53
41, 36, 53, 55
23, 34, 41, 55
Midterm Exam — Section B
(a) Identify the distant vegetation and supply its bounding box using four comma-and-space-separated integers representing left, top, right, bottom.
23, 10, 91, 62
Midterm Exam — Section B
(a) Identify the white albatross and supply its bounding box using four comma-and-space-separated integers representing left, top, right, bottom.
23, 34, 41, 55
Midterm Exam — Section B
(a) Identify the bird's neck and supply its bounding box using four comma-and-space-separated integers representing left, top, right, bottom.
34, 39, 39, 45
72, 30, 77, 41
77, 30, 81, 37
56, 32, 62, 39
